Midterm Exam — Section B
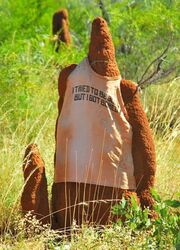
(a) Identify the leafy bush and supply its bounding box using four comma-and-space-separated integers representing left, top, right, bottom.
112, 190, 180, 248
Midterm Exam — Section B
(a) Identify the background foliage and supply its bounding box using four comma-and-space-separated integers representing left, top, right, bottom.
0, 0, 179, 249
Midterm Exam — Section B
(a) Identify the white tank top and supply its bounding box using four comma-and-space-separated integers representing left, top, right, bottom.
55, 58, 136, 189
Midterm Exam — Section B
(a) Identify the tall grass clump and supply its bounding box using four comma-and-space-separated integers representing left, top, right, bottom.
142, 81, 180, 198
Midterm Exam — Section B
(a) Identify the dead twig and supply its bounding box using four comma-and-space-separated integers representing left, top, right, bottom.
137, 38, 178, 88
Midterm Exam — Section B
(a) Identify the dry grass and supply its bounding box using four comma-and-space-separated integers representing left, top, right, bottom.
0, 80, 179, 249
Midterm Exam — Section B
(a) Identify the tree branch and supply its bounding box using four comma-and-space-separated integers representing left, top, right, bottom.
137, 38, 175, 88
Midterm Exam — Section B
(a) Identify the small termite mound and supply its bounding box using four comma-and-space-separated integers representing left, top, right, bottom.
21, 143, 50, 225
52, 8, 71, 52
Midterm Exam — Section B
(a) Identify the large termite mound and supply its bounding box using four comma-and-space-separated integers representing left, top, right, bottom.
20, 17, 156, 230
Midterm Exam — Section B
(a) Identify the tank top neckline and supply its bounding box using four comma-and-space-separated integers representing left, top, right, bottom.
85, 57, 121, 81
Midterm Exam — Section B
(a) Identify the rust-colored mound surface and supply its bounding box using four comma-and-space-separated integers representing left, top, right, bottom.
120, 79, 156, 211
52, 8, 71, 51
52, 182, 138, 229
88, 17, 119, 77
21, 144, 50, 224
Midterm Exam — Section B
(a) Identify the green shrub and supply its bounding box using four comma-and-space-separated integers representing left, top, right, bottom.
112, 190, 180, 248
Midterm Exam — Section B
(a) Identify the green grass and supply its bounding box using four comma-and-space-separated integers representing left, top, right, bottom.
0, 0, 179, 249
